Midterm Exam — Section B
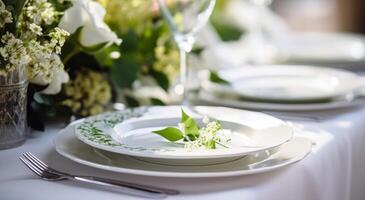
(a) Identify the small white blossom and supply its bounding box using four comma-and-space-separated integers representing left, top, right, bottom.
24, 0, 58, 25
48, 27, 70, 54
203, 116, 210, 124
29, 23, 43, 36
0, 33, 30, 75
0, 0, 12, 29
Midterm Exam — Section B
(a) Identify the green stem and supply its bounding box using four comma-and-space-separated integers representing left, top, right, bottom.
62, 46, 81, 64
217, 141, 229, 148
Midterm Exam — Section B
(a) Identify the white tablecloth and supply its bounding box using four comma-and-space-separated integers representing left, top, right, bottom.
1, 107, 365, 200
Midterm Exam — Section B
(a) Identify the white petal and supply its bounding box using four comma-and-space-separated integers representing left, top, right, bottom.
30, 75, 48, 86
40, 68, 70, 95
58, 0, 88, 33
80, 0, 121, 46
59, 0, 121, 46
80, 21, 120, 46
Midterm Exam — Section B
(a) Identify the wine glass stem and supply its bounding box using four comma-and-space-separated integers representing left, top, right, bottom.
179, 48, 189, 106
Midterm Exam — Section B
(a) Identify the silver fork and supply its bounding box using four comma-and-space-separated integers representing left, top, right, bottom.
19, 152, 178, 199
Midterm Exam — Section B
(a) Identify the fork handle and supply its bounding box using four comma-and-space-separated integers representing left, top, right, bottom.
71, 175, 178, 198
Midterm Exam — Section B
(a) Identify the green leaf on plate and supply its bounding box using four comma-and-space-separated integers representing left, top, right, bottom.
183, 117, 200, 137
180, 109, 200, 137
181, 108, 190, 122
209, 70, 230, 85
153, 127, 184, 142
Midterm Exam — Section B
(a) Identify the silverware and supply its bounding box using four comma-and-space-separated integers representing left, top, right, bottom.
19, 152, 178, 199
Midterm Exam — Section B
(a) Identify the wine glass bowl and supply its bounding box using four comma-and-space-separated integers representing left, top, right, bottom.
157, 0, 216, 104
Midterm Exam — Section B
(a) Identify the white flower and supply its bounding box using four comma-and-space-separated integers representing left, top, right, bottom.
29, 23, 43, 36
40, 67, 69, 95
203, 116, 210, 124
31, 54, 69, 95
0, 0, 12, 29
58, 0, 122, 47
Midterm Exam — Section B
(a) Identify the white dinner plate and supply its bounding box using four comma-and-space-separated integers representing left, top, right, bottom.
202, 65, 364, 102
197, 90, 365, 111
75, 106, 293, 165
55, 123, 312, 178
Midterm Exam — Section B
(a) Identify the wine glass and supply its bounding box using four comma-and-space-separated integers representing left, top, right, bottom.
157, 0, 216, 105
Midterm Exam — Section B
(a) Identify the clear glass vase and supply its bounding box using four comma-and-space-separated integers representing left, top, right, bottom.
0, 67, 28, 149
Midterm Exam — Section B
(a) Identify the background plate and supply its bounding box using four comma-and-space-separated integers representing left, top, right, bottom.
203, 65, 364, 102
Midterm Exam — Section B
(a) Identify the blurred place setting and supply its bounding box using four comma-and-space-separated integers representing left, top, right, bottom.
1, 0, 365, 200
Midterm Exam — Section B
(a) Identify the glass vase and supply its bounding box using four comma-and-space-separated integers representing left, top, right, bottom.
0, 67, 28, 149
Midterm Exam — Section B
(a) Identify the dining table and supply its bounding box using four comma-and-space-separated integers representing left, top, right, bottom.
1, 101, 365, 200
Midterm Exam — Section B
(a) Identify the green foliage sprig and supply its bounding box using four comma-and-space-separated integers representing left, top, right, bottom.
153, 109, 231, 150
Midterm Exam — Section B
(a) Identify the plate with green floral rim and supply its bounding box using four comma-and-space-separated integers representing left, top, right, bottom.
75, 106, 294, 165
56, 122, 312, 178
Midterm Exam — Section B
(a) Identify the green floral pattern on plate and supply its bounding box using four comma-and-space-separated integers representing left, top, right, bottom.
76, 107, 174, 152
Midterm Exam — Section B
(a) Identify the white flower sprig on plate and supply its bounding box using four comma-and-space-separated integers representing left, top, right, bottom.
153, 109, 231, 150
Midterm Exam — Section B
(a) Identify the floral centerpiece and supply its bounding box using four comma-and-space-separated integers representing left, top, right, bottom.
26, 0, 183, 130
1, 0, 240, 136
0, 0, 72, 148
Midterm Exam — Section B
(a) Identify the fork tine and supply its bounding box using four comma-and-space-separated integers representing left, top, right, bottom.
26, 152, 48, 169
21, 155, 61, 179
20, 156, 62, 181
23, 153, 47, 171
19, 157, 43, 178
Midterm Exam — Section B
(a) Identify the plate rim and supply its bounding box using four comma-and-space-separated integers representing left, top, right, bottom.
74, 106, 294, 160
203, 65, 364, 102
54, 123, 312, 178
197, 90, 365, 111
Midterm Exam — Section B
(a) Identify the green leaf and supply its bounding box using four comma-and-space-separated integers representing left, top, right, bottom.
124, 95, 140, 107
149, 70, 170, 91
181, 108, 189, 122
121, 29, 138, 52
111, 58, 139, 88
180, 109, 199, 137
210, 17, 243, 42
33, 93, 53, 106
94, 44, 120, 67
153, 127, 184, 142
191, 46, 204, 55
183, 117, 200, 137
150, 98, 165, 106
209, 71, 230, 85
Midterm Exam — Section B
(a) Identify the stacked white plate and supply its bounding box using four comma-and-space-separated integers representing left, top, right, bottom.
200, 65, 365, 111
55, 106, 312, 178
